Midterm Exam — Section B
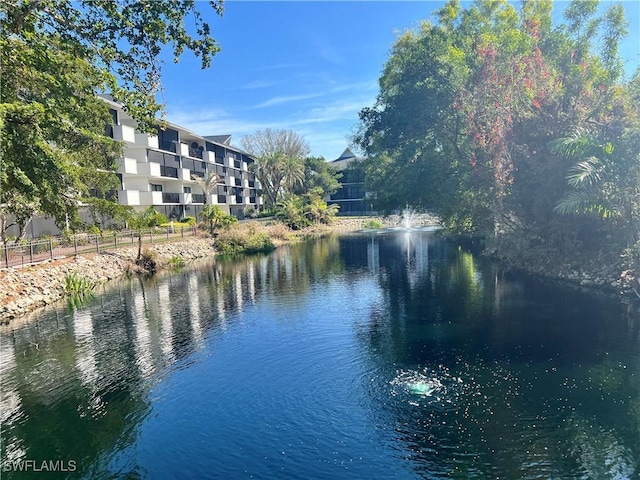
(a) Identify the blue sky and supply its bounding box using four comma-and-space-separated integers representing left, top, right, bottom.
158, 1, 639, 161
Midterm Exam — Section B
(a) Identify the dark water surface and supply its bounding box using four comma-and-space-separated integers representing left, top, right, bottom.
1, 231, 639, 479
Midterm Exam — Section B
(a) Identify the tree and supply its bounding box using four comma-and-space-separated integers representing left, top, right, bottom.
355, 0, 636, 243
201, 205, 237, 235
1, 0, 224, 240
240, 129, 310, 209
191, 171, 223, 205
295, 156, 342, 198
128, 207, 167, 263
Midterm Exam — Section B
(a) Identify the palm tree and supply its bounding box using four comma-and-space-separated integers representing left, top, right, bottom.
129, 207, 166, 263
281, 155, 305, 195
191, 171, 222, 205
551, 127, 618, 218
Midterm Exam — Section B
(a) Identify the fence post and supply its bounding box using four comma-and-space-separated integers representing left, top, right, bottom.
131, 231, 134, 245
96, 235, 99, 252
150, 231, 153, 244
49, 238, 54, 260
166, 228, 169, 240
4, 243, 8, 268
181, 227, 184, 238
114, 232, 117, 248
74, 236, 78, 256
29, 240, 33, 264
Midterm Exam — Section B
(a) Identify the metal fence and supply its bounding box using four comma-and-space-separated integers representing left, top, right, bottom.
1, 226, 197, 269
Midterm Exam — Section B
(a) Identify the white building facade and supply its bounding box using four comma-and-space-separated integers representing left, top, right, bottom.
106, 98, 261, 221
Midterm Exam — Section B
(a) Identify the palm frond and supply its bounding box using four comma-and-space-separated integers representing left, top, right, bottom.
554, 190, 620, 218
566, 156, 603, 188
550, 126, 593, 158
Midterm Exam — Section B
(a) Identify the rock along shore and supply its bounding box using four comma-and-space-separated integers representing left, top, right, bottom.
0, 238, 217, 323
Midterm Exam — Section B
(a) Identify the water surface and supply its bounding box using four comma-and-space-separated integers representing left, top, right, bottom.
1, 231, 639, 479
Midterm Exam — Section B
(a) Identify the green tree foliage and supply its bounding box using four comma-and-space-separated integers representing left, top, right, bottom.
1, 0, 223, 240
201, 205, 237, 235
295, 156, 342, 198
128, 207, 168, 262
241, 129, 311, 209
354, 0, 639, 272
275, 191, 339, 230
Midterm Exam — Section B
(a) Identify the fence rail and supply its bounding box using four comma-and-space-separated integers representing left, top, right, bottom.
1, 226, 197, 269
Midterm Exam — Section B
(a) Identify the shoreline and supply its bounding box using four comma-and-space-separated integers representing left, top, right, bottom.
4, 213, 633, 325
0, 216, 414, 325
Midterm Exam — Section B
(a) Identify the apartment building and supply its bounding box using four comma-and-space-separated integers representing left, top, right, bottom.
104, 97, 261, 221
328, 148, 373, 216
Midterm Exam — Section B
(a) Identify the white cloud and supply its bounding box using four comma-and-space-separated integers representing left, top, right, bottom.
252, 92, 325, 109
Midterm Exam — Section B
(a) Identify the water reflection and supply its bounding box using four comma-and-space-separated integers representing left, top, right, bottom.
0, 232, 638, 479
350, 231, 640, 478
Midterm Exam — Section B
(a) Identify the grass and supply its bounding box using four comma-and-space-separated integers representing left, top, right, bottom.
363, 219, 384, 229
166, 255, 186, 269
64, 273, 95, 297
215, 222, 277, 256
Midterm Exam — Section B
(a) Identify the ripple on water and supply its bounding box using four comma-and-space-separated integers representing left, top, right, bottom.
390, 367, 465, 408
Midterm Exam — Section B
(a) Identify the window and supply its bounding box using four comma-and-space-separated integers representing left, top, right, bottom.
183, 187, 191, 193
151, 184, 163, 192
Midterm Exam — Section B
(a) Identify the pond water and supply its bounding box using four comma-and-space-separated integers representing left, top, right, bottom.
1, 231, 639, 479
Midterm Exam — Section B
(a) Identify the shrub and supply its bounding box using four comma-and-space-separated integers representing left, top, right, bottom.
363, 219, 383, 229
179, 216, 196, 225
243, 206, 257, 219
85, 224, 101, 235
215, 227, 275, 256
166, 255, 186, 269
136, 248, 158, 273
266, 222, 292, 241
64, 273, 95, 297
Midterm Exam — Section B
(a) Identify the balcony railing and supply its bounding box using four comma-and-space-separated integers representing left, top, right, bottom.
162, 192, 180, 204
160, 166, 178, 178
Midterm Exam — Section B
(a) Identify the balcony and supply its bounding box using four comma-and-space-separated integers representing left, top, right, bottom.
160, 165, 178, 178
162, 192, 180, 204
203, 151, 216, 163
112, 124, 136, 143
118, 157, 138, 175
118, 190, 140, 206
135, 133, 159, 149
177, 168, 193, 181
139, 191, 163, 205
137, 162, 161, 177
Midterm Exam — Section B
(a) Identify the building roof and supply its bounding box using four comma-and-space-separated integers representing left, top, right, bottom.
204, 135, 232, 146
330, 148, 365, 170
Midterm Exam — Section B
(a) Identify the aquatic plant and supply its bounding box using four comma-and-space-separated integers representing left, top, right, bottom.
64, 273, 95, 298
167, 255, 186, 269
363, 219, 383, 229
